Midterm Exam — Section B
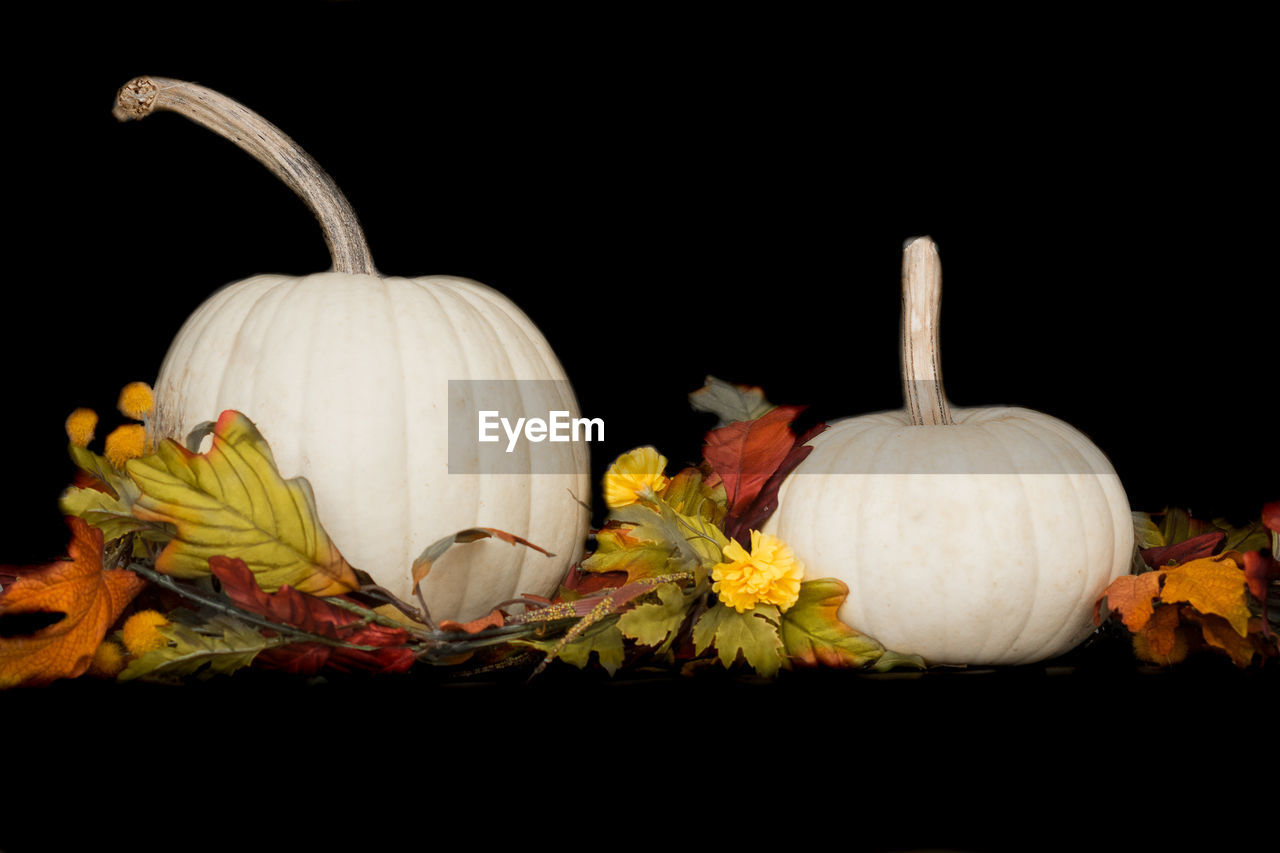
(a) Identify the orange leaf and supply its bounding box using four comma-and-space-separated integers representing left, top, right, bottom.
1096, 572, 1163, 631
0, 518, 147, 688
438, 609, 506, 633
1158, 555, 1251, 637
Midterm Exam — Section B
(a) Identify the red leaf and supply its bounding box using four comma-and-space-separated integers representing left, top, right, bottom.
1140, 531, 1225, 570
703, 405, 806, 516
209, 556, 415, 675
1263, 500, 1280, 534
722, 422, 827, 546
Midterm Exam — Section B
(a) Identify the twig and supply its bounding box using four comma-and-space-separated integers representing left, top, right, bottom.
125, 561, 379, 652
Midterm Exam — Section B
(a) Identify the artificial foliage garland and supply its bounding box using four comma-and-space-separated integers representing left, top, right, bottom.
0, 377, 1276, 689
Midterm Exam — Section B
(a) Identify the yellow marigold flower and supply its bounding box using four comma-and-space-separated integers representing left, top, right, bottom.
87, 639, 128, 678
712, 530, 805, 613
104, 424, 148, 468
118, 381, 156, 420
65, 408, 98, 447
122, 610, 171, 656
603, 446, 670, 508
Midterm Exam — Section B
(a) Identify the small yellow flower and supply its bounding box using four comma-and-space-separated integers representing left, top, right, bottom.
118, 381, 156, 420
603, 446, 670, 508
65, 408, 99, 448
87, 639, 128, 678
104, 424, 148, 468
121, 610, 171, 656
712, 530, 805, 613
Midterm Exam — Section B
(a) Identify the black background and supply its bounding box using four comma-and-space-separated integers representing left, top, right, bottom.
1, 5, 1275, 852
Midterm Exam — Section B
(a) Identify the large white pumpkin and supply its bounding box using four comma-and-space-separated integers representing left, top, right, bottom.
117, 77, 590, 623
763, 237, 1132, 665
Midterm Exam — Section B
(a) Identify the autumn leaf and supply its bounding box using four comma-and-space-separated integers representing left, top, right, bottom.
126, 410, 359, 596
1132, 605, 1188, 665
1139, 531, 1225, 571
209, 556, 416, 676
780, 579, 897, 669
692, 602, 785, 677
688, 376, 776, 426
722, 421, 827, 545
1159, 555, 1251, 637
119, 613, 279, 683
0, 517, 147, 687
702, 404, 806, 517
1095, 572, 1163, 631
411, 527, 552, 591
518, 621, 626, 675
616, 582, 690, 649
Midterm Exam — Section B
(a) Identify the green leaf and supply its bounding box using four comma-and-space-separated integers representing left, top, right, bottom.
118, 613, 279, 682
617, 582, 689, 649
660, 467, 726, 524
692, 602, 784, 677
1133, 512, 1165, 550
59, 486, 172, 544
519, 621, 626, 676
688, 376, 776, 426
125, 411, 360, 596
872, 650, 927, 672
581, 526, 682, 583
610, 499, 728, 578
780, 579, 887, 668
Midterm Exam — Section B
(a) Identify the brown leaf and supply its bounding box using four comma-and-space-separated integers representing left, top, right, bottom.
411, 527, 553, 589
1190, 612, 1259, 667
0, 518, 148, 687
1262, 500, 1280, 533
1132, 605, 1187, 665
438, 610, 506, 634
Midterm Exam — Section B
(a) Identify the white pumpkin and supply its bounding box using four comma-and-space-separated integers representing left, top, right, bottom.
762, 237, 1133, 666
116, 77, 590, 623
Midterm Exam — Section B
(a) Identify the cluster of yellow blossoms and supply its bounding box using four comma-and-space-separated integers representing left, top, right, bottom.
602, 446, 805, 614
65, 381, 155, 468
89, 609, 172, 678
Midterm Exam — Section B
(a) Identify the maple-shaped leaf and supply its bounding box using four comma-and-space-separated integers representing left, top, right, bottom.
1132, 604, 1188, 665
0, 517, 147, 688
209, 556, 415, 676
780, 579, 891, 669
580, 525, 681, 585
692, 602, 785, 677
1094, 572, 1163, 631
688, 376, 776, 426
616, 582, 690, 649
518, 621, 626, 675
126, 410, 359, 597
1159, 555, 1251, 637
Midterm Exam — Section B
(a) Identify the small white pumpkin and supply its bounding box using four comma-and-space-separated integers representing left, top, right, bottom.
115, 77, 590, 623
763, 237, 1133, 665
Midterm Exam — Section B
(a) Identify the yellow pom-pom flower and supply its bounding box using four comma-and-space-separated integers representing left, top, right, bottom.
65, 408, 99, 448
118, 381, 155, 420
121, 610, 171, 656
87, 639, 128, 678
104, 424, 148, 468
712, 530, 805, 613
603, 446, 670, 508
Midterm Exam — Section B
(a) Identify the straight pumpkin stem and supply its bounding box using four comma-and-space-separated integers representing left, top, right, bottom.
114, 76, 377, 276
901, 235, 953, 426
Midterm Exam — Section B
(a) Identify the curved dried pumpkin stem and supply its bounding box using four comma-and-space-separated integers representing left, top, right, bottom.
114, 76, 376, 277
900, 235, 953, 426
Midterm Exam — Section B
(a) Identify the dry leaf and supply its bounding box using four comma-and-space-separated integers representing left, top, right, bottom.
0, 518, 147, 687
